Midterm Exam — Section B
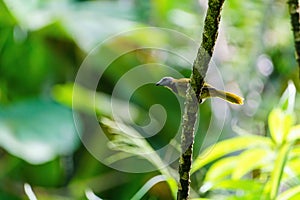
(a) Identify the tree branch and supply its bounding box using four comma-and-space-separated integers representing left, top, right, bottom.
287, 0, 300, 78
177, 0, 225, 199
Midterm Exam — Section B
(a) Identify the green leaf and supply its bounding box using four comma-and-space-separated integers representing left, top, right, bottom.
269, 143, 291, 199
286, 158, 300, 177
232, 147, 273, 179
166, 178, 178, 199
101, 117, 178, 195
279, 81, 296, 114
3, 0, 58, 30
0, 99, 81, 164
288, 125, 300, 142
24, 183, 37, 200
290, 145, 300, 159
277, 185, 300, 200
190, 199, 210, 200
212, 179, 263, 192
100, 117, 172, 177
130, 175, 167, 200
52, 83, 140, 122
0, 0, 16, 26
205, 156, 237, 182
191, 136, 273, 174
268, 109, 293, 145
85, 188, 104, 200
3, 0, 138, 51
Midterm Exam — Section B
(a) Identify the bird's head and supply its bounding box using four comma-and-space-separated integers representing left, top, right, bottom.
156, 76, 175, 87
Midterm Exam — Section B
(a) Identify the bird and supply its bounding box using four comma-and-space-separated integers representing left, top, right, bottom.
156, 76, 244, 105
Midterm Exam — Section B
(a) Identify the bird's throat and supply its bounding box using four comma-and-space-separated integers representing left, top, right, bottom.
167, 83, 178, 94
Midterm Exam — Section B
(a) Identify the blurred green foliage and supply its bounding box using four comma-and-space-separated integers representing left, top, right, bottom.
192, 82, 300, 199
0, 0, 299, 199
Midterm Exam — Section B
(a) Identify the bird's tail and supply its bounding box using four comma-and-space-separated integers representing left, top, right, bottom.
223, 91, 244, 105
204, 87, 244, 105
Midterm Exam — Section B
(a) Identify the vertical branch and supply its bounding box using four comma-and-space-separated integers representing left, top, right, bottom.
177, 89, 198, 200
191, 0, 226, 97
177, 0, 225, 199
287, 0, 300, 78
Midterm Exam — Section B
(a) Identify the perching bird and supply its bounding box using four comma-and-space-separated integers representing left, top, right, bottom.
156, 77, 244, 105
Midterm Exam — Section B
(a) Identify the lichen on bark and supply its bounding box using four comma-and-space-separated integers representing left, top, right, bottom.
177, 0, 225, 199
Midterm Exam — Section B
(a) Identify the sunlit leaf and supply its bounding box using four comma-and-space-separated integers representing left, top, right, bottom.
130, 175, 167, 200
212, 179, 263, 193
0, 0, 16, 26
288, 125, 300, 142
3, 0, 57, 30
205, 157, 237, 182
61, 2, 138, 52
269, 143, 291, 199
232, 147, 273, 180
0, 99, 81, 164
279, 81, 296, 114
190, 199, 210, 200
85, 188, 103, 200
166, 177, 178, 199
3, 0, 137, 51
268, 109, 293, 145
290, 145, 300, 159
52, 83, 140, 122
277, 185, 300, 200
191, 136, 273, 174
24, 183, 37, 200
286, 158, 300, 178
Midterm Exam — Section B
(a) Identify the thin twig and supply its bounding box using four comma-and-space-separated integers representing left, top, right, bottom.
177, 0, 225, 199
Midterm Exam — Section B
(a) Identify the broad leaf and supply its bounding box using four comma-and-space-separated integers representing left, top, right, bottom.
286, 158, 300, 178
232, 147, 273, 179
290, 145, 300, 159
205, 156, 237, 182
288, 125, 300, 142
0, 99, 81, 164
191, 136, 273, 174
52, 83, 140, 122
211, 179, 263, 193
268, 109, 293, 145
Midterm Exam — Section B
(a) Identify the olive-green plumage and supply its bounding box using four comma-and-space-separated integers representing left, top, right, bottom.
156, 77, 244, 105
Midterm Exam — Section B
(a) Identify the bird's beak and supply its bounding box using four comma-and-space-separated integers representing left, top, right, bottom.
156, 80, 163, 86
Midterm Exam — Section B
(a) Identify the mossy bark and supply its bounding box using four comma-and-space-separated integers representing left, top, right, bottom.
177, 87, 198, 200
177, 0, 225, 199
287, 0, 300, 78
